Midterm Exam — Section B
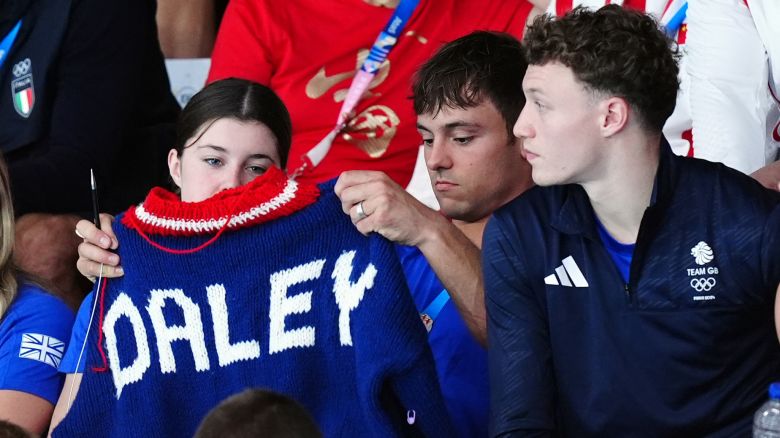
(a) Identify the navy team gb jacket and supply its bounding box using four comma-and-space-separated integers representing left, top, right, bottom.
484, 138, 780, 437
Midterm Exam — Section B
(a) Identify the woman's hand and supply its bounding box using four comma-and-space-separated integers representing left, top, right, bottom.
75, 214, 123, 281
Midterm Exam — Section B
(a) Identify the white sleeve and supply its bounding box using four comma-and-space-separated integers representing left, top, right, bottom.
686, 0, 774, 174
747, 0, 780, 97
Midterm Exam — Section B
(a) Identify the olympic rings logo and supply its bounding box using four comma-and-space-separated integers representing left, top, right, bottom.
12, 58, 31, 77
690, 277, 716, 292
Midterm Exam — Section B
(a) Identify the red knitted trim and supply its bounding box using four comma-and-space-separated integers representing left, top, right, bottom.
121, 167, 320, 236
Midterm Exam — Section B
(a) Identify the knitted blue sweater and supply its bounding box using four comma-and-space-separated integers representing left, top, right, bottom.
54, 169, 453, 437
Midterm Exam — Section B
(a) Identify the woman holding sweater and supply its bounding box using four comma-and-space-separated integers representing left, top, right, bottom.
50, 78, 450, 437
49, 77, 291, 431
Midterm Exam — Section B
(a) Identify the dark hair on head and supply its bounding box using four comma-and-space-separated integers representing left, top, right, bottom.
412, 31, 528, 139
523, 5, 679, 133
174, 78, 292, 168
0, 420, 33, 438
194, 389, 322, 438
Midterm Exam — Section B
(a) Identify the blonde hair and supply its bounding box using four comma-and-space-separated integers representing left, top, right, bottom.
0, 156, 17, 319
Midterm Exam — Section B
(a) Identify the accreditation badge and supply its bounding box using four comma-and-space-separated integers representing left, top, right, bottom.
420, 313, 433, 332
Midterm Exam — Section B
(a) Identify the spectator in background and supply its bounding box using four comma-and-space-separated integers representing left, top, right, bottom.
0, 0, 180, 309
156, 0, 216, 58
194, 389, 322, 438
0, 155, 74, 436
208, 0, 539, 191
687, 0, 780, 191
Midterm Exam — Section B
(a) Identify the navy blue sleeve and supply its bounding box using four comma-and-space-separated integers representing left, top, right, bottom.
483, 212, 556, 438
0, 286, 75, 405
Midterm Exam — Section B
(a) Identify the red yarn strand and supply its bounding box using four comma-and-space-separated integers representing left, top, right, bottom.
92, 277, 110, 373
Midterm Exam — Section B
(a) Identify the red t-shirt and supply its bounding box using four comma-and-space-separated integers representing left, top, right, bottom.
209, 0, 533, 186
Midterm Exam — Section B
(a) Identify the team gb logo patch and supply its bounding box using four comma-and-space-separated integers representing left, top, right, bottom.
690, 241, 714, 266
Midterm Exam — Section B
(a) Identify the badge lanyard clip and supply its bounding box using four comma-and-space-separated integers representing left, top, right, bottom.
419, 289, 450, 333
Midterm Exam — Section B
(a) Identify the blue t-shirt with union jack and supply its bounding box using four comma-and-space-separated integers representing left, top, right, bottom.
0, 283, 75, 404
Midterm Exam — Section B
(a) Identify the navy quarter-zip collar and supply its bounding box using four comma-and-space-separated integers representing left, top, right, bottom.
550, 137, 678, 241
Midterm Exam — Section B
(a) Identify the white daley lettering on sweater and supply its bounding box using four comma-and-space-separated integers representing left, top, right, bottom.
103, 251, 376, 398
332, 250, 376, 346
104, 293, 151, 399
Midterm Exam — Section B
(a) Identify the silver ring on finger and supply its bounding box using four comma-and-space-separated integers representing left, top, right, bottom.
355, 201, 368, 221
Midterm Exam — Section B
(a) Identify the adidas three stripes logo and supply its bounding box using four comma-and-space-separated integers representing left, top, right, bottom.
544, 256, 589, 288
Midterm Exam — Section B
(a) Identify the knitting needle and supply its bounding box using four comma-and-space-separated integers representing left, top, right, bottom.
90, 168, 100, 229
69, 169, 104, 408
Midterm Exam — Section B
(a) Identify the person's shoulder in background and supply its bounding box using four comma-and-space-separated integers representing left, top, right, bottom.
0, 283, 75, 405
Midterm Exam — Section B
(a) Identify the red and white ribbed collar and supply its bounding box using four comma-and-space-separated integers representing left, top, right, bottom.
122, 167, 320, 236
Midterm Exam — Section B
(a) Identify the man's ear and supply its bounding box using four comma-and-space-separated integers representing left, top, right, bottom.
167, 149, 183, 190
599, 96, 629, 137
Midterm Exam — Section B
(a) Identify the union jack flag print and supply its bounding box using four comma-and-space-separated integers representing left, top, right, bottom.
18, 333, 65, 368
